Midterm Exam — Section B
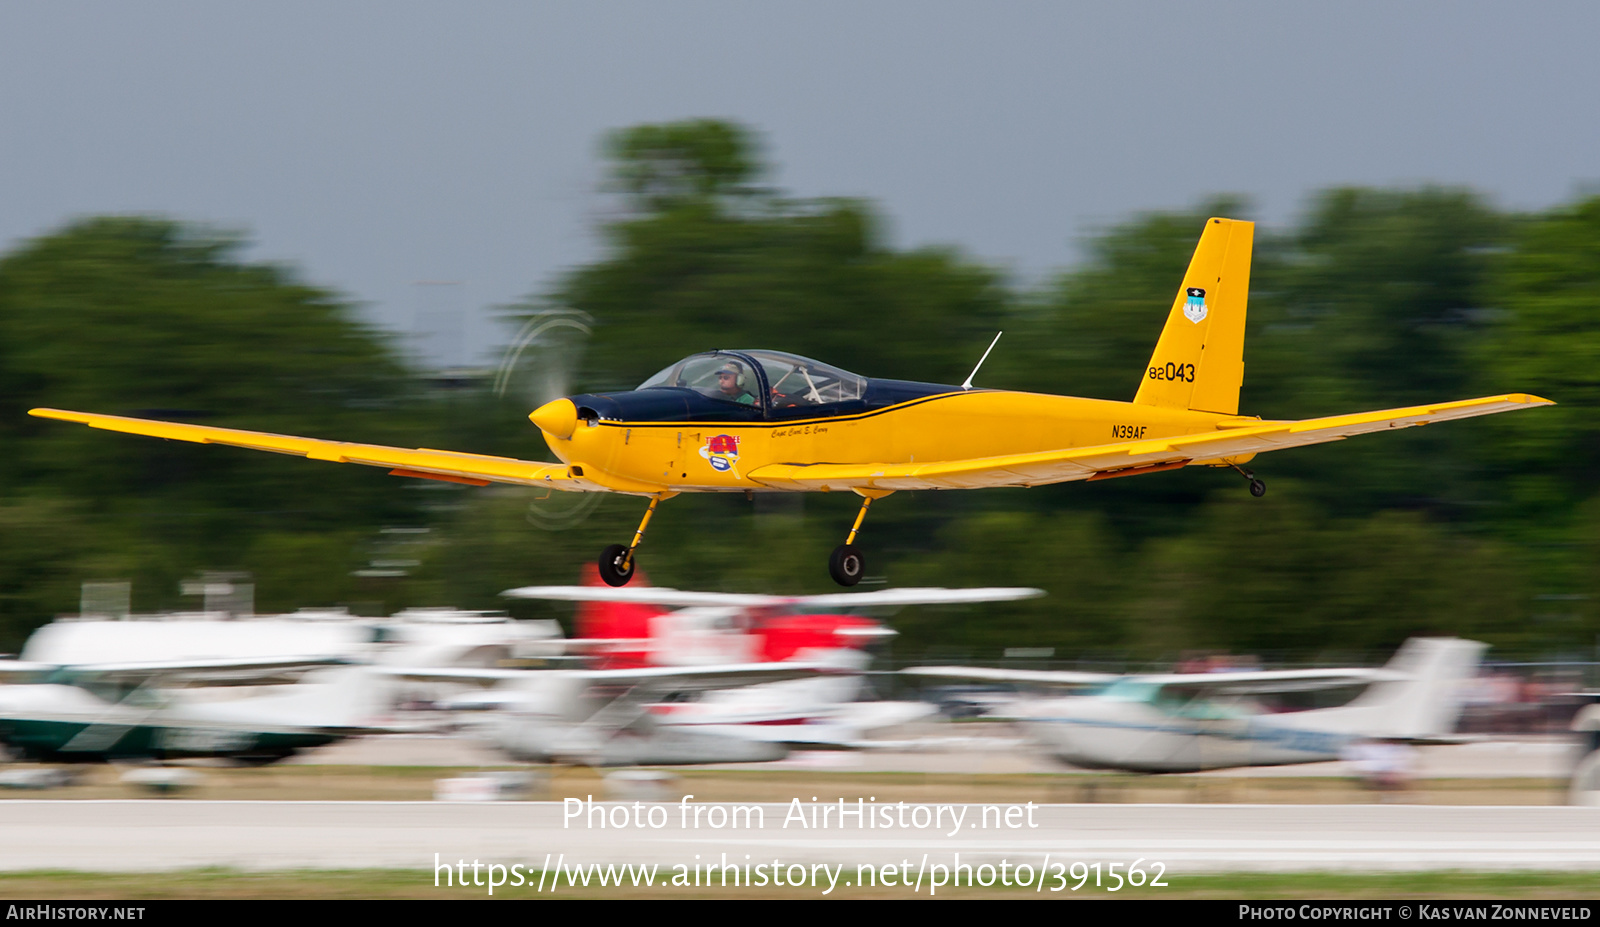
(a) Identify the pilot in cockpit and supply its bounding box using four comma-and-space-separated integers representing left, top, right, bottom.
714, 361, 756, 405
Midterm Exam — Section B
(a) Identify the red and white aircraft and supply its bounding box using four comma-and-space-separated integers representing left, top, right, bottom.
501, 574, 1043, 746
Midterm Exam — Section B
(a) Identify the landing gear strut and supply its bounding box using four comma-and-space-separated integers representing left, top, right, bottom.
829, 490, 891, 586
598, 493, 674, 587
1230, 464, 1266, 498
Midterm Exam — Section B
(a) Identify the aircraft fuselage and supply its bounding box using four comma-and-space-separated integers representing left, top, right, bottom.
541, 376, 1248, 495
0, 684, 340, 764
1014, 697, 1358, 773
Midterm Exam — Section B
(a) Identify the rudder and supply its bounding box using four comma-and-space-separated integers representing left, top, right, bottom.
1351, 638, 1487, 739
1133, 217, 1253, 415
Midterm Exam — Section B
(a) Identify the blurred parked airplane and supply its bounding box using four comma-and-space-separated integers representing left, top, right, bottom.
503, 582, 1043, 742
2, 605, 573, 768
905, 638, 1485, 772
0, 657, 386, 765
506, 579, 1040, 667
29, 218, 1553, 586
19, 607, 565, 671
397, 661, 844, 766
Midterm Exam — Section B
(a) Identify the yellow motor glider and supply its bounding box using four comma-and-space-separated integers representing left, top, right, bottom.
31, 218, 1552, 587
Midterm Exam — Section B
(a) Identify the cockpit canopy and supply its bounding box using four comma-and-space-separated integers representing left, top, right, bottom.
564, 349, 951, 424
638, 350, 867, 410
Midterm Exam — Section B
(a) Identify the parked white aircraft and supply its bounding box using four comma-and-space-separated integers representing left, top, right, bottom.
20, 607, 565, 671
905, 638, 1486, 772
0, 657, 388, 765
396, 661, 845, 766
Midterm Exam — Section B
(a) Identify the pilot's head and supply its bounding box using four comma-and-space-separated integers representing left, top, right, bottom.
715, 362, 745, 396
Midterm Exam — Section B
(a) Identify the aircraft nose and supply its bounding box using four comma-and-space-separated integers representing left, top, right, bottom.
529, 398, 578, 440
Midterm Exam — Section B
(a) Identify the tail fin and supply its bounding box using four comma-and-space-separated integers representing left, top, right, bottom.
1133, 217, 1253, 415
1349, 638, 1487, 739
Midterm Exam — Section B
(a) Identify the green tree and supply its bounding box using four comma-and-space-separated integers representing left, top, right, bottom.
0, 217, 438, 638
607, 120, 762, 212
1476, 195, 1600, 514
1250, 187, 1507, 414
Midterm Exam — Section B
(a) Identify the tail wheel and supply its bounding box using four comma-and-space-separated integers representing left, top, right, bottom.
598, 544, 636, 587
1231, 464, 1266, 498
828, 544, 864, 587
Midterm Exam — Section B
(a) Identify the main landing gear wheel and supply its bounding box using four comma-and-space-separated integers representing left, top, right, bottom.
1230, 464, 1266, 498
598, 543, 635, 587
829, 544, 864, 587
599, 494, 669, 588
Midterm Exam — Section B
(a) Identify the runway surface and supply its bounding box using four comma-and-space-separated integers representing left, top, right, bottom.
2, 801, 1596, 873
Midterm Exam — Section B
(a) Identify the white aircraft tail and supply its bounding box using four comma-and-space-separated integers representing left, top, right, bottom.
1345, 638, 1486, 739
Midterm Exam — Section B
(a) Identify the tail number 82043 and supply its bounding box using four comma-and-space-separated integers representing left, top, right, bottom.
1147, 362, 1195, 383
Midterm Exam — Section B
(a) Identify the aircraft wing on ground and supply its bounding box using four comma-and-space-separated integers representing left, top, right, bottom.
747, 394, 1552, 491
0, 655, 352, 685
901, 666, 1119, 687
903, 665, 1400, 693
500, 586, 1044, 608
27, 408, 587, 490
680, 699, 941, 748
382, 662, 845, 692
1119, 668, 1404, 695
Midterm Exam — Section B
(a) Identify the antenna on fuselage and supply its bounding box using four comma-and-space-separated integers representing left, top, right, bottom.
961, 332, 1003, 390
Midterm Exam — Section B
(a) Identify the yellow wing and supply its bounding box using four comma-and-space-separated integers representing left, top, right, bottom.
28, 408, 596, 491
746, 394, 1553, 492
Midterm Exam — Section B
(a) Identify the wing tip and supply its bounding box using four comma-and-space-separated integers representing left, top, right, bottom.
28, 407, 86, 422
